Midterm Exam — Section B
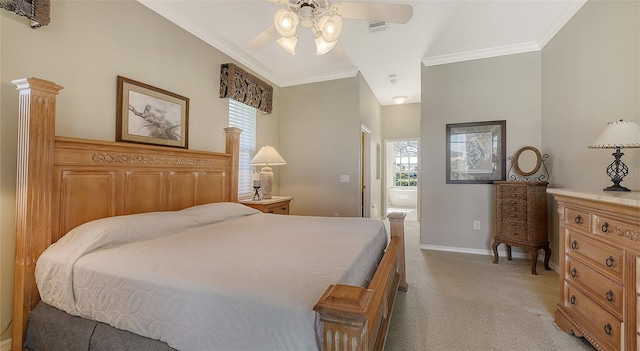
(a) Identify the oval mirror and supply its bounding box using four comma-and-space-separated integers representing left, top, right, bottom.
512, 146, 542, 177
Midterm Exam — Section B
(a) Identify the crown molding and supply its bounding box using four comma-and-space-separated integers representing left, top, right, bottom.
421, 41, 541, 67
138, 0, 281, 87
537, 0, 587, 49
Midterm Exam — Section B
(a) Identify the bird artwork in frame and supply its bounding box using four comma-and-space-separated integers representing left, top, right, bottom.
116, 75, 189, 148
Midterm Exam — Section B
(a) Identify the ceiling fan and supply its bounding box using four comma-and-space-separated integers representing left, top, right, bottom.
246, 0, 413, 56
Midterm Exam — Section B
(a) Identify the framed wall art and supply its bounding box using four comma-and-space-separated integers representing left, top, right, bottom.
446, 120, 506, 184
117, 76, 189, 148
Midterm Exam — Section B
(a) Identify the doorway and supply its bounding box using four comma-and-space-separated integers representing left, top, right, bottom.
361, 125, 371, 218
385, 139, 419, 221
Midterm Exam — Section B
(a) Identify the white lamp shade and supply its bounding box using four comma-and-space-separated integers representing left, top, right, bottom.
588, 120, 640, 149
276, 36, 297, 55
319, 15, 343, 42
250, 145, 287, 166
315, 36, 337, 55
274, 9, 299, 38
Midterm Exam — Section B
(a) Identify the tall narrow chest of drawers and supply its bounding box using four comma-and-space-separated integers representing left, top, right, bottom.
548, 189, 640, 351
492, 181, 551, 274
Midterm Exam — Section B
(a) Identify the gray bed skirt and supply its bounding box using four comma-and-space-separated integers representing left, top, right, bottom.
24, 302, 177, 351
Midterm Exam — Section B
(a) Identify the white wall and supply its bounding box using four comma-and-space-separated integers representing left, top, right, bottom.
359, 74, 383, 219
0, 0, 280, 341
421, 52, 543, 254
279, 77, 361, 217
382, 103, 421, 140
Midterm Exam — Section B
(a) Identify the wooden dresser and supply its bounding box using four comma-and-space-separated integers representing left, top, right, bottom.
239, 196, 292, 215
548, 189, 640, 351
492, 181, 551, 275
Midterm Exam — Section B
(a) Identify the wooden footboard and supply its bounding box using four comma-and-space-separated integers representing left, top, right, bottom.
314, 212, 407, 351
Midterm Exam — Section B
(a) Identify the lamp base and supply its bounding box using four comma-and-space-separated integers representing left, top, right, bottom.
604, 184, 631, 192
259, 166, 273, 199
603, 148, 631, 192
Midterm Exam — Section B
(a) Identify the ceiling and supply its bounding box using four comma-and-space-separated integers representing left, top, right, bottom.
138, 0, 586, 106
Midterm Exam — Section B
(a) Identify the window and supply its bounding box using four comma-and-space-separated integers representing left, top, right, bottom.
393, 141, 418, 187
228, 99, 257, 198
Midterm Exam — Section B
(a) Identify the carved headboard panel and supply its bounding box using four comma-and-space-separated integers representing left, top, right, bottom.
51, 137, 233, 242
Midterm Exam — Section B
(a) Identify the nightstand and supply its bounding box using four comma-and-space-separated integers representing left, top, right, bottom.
239, 196, 293, 215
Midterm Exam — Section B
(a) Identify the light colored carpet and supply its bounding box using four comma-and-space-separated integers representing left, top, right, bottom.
384, 220, 596, 351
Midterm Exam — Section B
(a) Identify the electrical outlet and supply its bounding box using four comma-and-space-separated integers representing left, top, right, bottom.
334, 213, 339, 217
339, 175, 350, 183
473, 221, 480, 230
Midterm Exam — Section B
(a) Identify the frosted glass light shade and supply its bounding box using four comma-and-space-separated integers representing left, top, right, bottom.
319, 15, 343, 42
588, 120, 640, 149
315, 36, 337, 55
274, 9, 298, 38
276, 36, 297, 55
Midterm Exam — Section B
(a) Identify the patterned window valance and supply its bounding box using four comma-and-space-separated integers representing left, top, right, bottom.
0, 0, 50, 28
220, 63, 273, 114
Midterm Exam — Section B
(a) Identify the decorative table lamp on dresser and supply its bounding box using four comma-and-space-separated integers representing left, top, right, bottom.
492, 146, 551, 275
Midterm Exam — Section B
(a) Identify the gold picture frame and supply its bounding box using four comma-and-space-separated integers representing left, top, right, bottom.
116, 76, 189, 148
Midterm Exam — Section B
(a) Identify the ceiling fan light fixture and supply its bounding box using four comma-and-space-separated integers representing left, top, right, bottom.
319, 15, 343, 42
393, 95, 407, 104
274, 9, 299, 38
276, 36, 297, 55
299, 5, 315, 28
315, 36, 337, 55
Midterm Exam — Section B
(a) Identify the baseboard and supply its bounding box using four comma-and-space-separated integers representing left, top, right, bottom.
1, 338, 11, 351
420, 244, 560, 273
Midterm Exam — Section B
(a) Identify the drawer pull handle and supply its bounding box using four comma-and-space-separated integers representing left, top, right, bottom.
604, 323, 612, 336
570, 268, 577, 278
601, 222, 609, 233
574, 215, 582, 224
570, 295, 576, 305
605, 256, 614, 268
570, 240, 577, 250
605, 290, 614, 302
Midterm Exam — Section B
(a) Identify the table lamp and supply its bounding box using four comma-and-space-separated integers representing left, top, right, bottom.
250, 145, 286, 199
588, 119, 640, 191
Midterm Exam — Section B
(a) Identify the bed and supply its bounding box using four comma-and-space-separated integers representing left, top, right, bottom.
10, 77, 407, 351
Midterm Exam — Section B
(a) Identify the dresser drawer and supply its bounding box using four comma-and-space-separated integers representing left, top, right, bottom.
264, 203, 289, 214
565, 207, 591, 233
500, 204, 527, 221
567, 232, 624, 282
593, 214, 640, 242
566, 256, 624, 318
564, 282, 622, 351
499, 219, 528, 241
498, 185, 527, 198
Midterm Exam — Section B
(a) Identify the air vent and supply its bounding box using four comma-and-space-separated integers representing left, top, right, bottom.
368, 21, 389, 32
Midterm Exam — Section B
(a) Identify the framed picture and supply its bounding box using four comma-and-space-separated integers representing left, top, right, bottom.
116, 76, 189, 148
446, 120, 506, 184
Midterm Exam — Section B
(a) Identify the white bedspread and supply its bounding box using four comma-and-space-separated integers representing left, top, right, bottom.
36, 202, 387, 351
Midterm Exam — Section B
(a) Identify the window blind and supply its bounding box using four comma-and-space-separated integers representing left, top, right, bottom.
229, 99, 257, 198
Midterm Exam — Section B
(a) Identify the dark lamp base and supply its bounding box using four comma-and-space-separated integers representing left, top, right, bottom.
604, 184, 631, 192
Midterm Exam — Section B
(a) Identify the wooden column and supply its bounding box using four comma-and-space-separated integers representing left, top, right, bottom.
223, 127, 241, 202
11, 78, 63, 351
387, 212, 407, 291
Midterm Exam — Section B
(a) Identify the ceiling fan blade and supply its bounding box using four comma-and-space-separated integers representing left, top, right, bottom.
331, 3, 413, 24
246, 26, 278, 50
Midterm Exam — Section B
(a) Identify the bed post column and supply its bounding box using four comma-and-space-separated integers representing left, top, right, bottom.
11, 78, 63, 351
223, 127, 241, 202
387, 212, 407, 291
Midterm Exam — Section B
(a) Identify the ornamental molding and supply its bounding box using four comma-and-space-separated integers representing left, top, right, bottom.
220, 63, 273, 114
92, 153, 215, 167
615, 224, 640, 242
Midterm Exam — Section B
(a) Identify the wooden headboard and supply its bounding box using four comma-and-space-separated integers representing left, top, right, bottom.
11, 77, 240, 350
